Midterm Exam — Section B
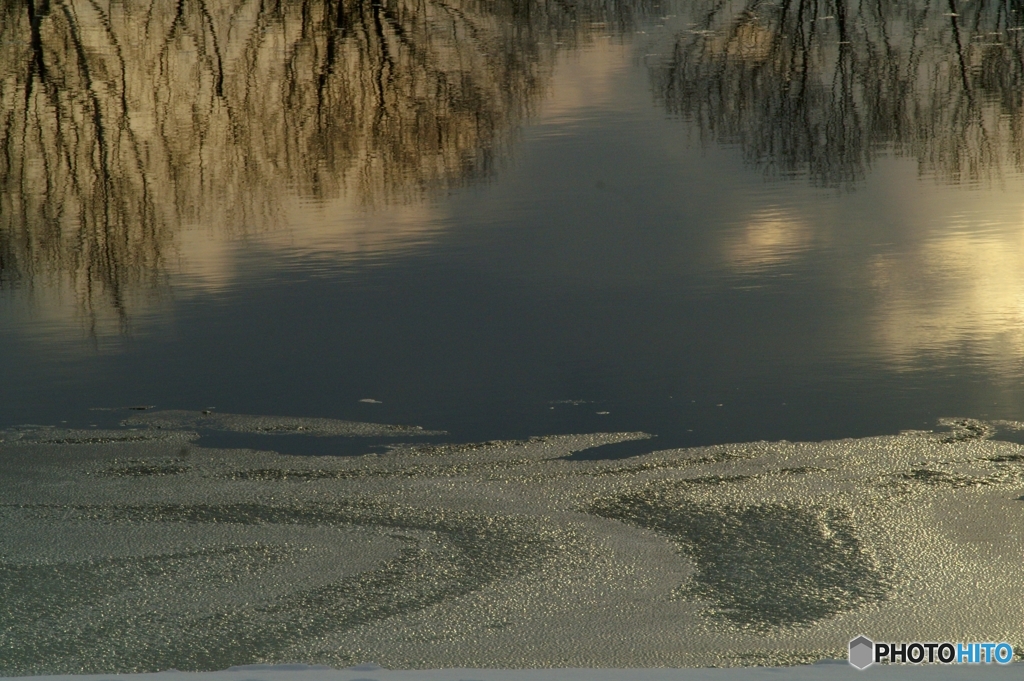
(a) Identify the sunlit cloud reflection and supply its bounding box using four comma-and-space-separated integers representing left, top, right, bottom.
723, 210, 814, 273
869, 222, 1024, 373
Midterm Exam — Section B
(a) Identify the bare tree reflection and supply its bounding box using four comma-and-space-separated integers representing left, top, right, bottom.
0, 0, 650, 329
655, 0, 1024, 187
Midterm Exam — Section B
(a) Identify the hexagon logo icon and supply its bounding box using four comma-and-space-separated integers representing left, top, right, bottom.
849, 635, 874, 670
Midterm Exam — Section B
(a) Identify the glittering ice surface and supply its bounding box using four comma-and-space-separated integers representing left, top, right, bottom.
119, 410, 446, 437
1, 416, 1023, 674
4, 663, 1024, 681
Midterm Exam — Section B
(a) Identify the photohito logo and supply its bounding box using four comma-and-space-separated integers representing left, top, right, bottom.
848, 636, 1014, 670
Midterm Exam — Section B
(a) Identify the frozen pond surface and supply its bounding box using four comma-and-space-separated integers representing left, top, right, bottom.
2, 414, 1023, 673
5, 0, 1024, 674
5, 662, 1024, 681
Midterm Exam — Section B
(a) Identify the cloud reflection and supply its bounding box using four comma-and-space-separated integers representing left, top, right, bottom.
653, 0, 1024, 373
870, 223, 1024, 372
0, 0, 650, 331
723, 210, 813, 272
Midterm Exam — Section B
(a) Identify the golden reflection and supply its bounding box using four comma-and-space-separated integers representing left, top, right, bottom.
869, 225, 1024, 371
535, 36, 633, 126
170, 199, 447, 295
0, 0, 649, 330
657, 0, 1024, 188
723, 210, 813, 272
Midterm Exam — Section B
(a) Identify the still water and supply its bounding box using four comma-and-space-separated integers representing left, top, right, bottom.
5, 0, 1024, 449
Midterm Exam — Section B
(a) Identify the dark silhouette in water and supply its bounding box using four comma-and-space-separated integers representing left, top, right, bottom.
655, 0, 1024, 187
0, 0, 652, 327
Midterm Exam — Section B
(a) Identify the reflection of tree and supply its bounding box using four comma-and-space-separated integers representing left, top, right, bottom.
0, 0, 648, 327
655, 0, 1024, 187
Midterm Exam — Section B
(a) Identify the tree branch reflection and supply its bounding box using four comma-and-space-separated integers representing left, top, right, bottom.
1, 0, 650, 329
655, 0, 1024, 187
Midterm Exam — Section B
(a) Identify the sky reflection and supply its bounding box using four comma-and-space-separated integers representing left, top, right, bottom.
868, 205, 1024, 374
0, 0, 649, 331
723, 209, 814, 273
5, 0, 1024, 443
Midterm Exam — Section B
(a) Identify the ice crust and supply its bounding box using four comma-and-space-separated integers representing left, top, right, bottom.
4, 663, 1024, 681
120, 410, 445, 437
1, 418, 1023, 674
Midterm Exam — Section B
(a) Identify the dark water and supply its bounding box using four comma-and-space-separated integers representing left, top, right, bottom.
5, 0, 1024, 451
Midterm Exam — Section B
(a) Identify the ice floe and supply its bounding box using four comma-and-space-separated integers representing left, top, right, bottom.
120, 410, 444, 437
1, 420, 1022, 674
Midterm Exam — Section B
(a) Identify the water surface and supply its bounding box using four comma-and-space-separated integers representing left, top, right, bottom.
6, 0, 1024, 449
